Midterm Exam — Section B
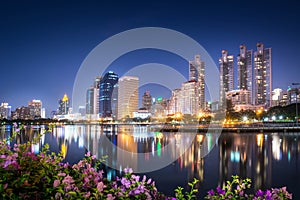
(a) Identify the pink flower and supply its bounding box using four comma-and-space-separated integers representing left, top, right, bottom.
53, 179, 60, 187
97, 181, 106, 193
107, 194, 115, 200
58, 172, 66, 177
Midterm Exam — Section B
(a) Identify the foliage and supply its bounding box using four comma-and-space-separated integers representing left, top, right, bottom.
205, 175, 292, 200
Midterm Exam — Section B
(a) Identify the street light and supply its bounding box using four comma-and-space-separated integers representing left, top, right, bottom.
292, 83, 300, 126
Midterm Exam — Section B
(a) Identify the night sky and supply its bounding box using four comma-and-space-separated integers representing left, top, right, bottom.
0, 0, 299, 115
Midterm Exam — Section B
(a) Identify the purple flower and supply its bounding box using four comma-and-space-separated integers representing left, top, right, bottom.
13, 122, 17, 127
124, 168, 133, 174
121, 177, 131, 188
207, 189, 215, 196
216, 186, 225, 195
85, 152, 91, 157
147, 178, 152, 184
256, 189, 264, 197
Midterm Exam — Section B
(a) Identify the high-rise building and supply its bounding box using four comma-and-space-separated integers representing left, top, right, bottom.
28, 99, 42, 119
93, 76, 102, 114
0, 102, 11, 119
117, 76, 139, 119
12, 106, 30, 120
86, 87, 94, 115
169, 88, 181, 114
219, 50, 234, 109
99, 71, 118, 118
180, 80, 199, 115
189, 55, 205, 110
253, 43, 272, 107
237, 45, 253, 102
58, 94, 69, 115
142, 91, 152, 111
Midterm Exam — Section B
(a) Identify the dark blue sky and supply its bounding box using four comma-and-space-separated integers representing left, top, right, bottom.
0, 0, 299, 114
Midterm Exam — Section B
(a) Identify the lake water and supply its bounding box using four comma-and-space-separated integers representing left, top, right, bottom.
1, 124, 299, 199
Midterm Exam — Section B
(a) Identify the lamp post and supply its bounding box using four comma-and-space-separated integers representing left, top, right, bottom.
292, 83, 300, 126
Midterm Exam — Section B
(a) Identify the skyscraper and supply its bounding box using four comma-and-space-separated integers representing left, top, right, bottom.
142, 91, 152, 111
237, 45, 253, 102
189, 55, 205, 110
0, 102, 11, 119
99, 71, 118, 118
219, 50, 234, 108
180, 80, 199, 115
58, 94, 69, 115
117, 76, 139, 120
86, 87, 94, 115
28, 99, 42, 119
253, 43, 272, 107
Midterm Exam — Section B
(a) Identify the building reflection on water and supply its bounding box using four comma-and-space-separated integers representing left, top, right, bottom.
1, 124, 300, 197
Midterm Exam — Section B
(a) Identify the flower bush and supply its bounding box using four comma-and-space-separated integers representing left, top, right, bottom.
205, 175, 292, 200
0, 124, 293, 199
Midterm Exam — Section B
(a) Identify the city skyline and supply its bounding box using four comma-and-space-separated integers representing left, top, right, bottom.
0, 1, 299, 113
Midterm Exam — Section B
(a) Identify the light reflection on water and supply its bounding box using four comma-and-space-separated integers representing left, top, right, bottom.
1, 124, 300, 199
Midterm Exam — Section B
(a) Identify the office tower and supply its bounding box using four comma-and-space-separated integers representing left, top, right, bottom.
28, 99, 42, 119
254, 43, 272, 107
189, 55, 205, 110
237, 45, 253, 102
181, 80, 199, 115
86, 87, 94, 115
58, 94, 69, 115
12, 106, 30, 120
93, 76, 102, 114
117, 76, 139, 119
99, 71, 118, 118
219, 50, 234, 108
169, 88, 181, 114
111, 83, 118, 119
142, 91, 152, 111
0, 102, 11, 119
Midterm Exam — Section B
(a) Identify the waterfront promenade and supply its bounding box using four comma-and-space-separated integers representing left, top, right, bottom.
2, 119, 300, 133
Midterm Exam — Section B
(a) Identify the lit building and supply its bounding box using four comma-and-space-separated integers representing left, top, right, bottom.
180, 80, 199, 115
58, 94, 69, 115
226, 90, 253, 111
0, 102, 11, 119
86, 87, 94, 115
117, 76, 139, 119
99, 71, 118, 118
237, 45, 253, 103
219, 50, 234, 109
253, 43, 272, 107
12, 106, 30, 120
189, 55, 205, 110
86, 76, 102, 117
28, 99, 42, 119
272, 88, 283, 107
142, 91, 152, 111
168, 88, 181, 114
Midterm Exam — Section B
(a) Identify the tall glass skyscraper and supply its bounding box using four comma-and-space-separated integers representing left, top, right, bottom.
219, 50, 234, 108
189, 55, 205, 110
99, 71, 118, 118
254, 43, 272, 107
237, 45, 253, 103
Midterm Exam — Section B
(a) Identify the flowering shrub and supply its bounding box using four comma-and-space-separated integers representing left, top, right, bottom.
205, 175, 292, 200
0, 124, 294, 199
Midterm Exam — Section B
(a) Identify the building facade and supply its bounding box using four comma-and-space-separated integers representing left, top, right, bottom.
117, 76, 139, 120
58, 94, 69, 115
99, 71, 118, 118
237, 45, 253, 103
189, 55, 205, 110
0, 102, 11, 119
253, 43, 272, 107
28, 99, 42, 119
219, 50, 234, 109
142, 91, 152, 111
